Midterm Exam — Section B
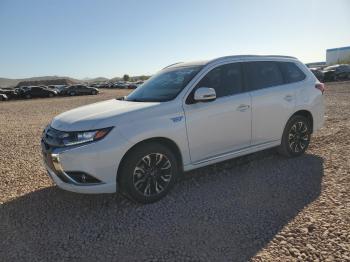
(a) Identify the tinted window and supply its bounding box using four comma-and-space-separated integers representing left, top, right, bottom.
245, 61, 284, 91
279, 62, 306, 83
195, 63, 243, 98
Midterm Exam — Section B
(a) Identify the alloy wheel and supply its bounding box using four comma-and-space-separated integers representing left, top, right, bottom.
288, 121, 309, 153
132, 153, 172, 197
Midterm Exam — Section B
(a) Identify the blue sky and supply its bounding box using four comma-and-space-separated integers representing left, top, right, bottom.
0, 0, 349, 79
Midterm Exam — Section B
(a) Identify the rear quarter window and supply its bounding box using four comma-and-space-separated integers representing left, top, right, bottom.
278, 62, 306, 83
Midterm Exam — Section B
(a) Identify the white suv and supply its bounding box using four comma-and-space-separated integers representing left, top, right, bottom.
42, 55, 325, 203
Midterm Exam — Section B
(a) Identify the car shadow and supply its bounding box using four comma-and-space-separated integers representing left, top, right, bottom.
0, 150, 324, 261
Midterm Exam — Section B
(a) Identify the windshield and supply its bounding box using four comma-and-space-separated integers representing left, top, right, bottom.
126, 65, 203, 102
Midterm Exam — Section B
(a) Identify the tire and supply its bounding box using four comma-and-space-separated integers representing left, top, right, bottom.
69, 92, 76, 96
118, 142, 179, 204
48, 93, 54, 97
91, 90, 97, 95
25, 94, 31, 99
278, 115, 311, 157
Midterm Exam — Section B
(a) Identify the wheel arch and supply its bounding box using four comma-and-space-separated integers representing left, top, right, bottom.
117, 137, 183, 183
288, 109, 314, 133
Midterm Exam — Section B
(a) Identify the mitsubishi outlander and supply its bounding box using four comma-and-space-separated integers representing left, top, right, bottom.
42, 55, 325, 203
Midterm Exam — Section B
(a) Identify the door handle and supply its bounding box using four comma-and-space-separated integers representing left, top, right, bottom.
284, 94, 293, 102
237, 104, 250, 112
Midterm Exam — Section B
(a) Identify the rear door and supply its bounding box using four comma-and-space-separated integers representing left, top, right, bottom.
183, 62, 252, 163
243, 61, 302, 145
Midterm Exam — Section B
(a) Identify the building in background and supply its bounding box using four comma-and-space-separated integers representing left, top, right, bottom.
326, 46, 350, 65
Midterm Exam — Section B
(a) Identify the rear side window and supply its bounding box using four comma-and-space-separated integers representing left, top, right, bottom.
279, 62, 306, 83
244, 61, 284, 91
195, 63, 243, 98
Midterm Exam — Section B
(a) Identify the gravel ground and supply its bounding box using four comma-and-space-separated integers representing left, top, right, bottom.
0, 84, 349, 261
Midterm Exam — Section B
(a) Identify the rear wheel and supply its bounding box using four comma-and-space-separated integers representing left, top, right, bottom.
278, 115, 311, 157
25, 94, 31, 99
69, 92, 76, 96
118, 142, 179, 204
48, 93, 54, 97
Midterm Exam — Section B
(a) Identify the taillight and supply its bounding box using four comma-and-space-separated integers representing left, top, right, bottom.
315, 83, 325, 94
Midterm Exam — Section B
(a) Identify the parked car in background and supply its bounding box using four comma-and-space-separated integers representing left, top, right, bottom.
48, 85, 67, 95
0, 89, 17, 99
126, 83, 138, 89
0, 93, 8, 101
97, 83, 111, 88
22, 86, 57, 99
310, 68, 324, 82
15, 86, 31, 96
113, 82, 127, 89
62, 85, 99, 96
323, 64, 350, 81
42, 55, 324, 204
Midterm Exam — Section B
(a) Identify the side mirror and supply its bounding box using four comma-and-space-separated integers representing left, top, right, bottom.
194, 87, 216, 102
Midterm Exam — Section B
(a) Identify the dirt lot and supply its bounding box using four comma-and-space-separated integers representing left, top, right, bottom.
0, 84, 349, 261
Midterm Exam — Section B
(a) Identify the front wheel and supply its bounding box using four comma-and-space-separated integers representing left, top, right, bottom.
118, 142, 179, 204
278, 115, 311, 157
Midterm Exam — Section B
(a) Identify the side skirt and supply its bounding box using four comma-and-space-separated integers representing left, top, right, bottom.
183, 140, 281, 172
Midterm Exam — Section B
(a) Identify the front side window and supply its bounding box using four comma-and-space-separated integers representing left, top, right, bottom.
194, 63, 243, 98
126, 66, 202, 102
245, 61, 284, 91
279, 62, 306, 83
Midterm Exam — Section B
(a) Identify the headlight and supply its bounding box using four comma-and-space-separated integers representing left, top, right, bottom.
60, 127, 113, 146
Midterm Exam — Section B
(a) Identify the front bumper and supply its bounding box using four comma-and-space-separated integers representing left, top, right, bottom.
41, 128, 130, 194
45, 164, 117, 194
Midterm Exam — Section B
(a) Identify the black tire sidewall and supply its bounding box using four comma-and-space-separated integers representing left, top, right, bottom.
119, 142, 178, 204
280, 115, 311, 157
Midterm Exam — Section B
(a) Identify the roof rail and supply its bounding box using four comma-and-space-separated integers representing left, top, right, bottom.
162, 62, 183, 69
207, 55, 297, 65
265, 55, 297, 59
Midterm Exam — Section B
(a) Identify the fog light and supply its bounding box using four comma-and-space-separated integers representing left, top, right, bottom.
65, 172, 101, 184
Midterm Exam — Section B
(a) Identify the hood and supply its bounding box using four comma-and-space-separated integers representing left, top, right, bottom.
51, 99, 158, 131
